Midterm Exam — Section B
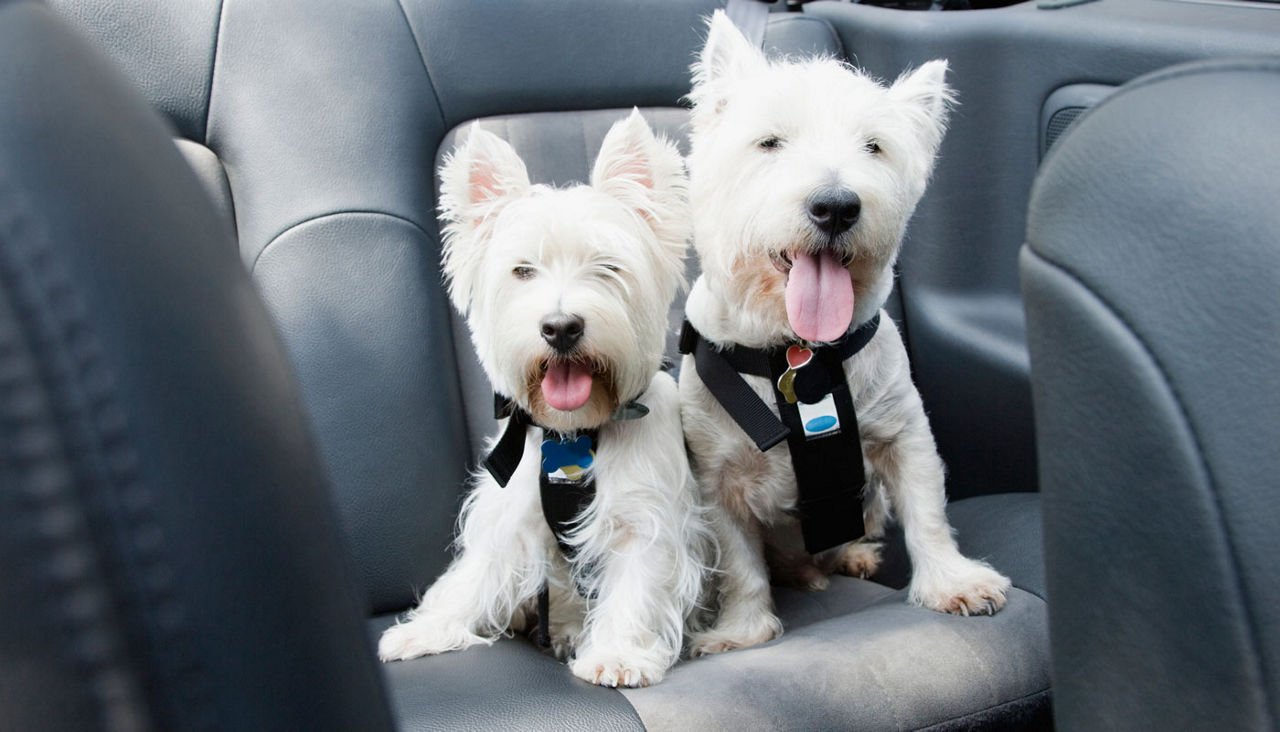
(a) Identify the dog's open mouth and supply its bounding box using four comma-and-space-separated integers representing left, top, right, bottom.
770, 248, 856, 343
770, 249, 854, 274
540, 358, 596, 412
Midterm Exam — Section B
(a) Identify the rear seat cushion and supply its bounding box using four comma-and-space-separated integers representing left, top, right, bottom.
373, 493, 1047, 731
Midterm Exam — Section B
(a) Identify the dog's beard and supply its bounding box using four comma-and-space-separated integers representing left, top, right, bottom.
519, 353, 620, 432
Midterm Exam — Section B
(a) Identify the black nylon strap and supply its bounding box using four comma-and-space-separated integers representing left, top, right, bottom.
697, 313, 882, 378
480, 397, 605, 647
536, 585, 551, 648
483, 396, 530, 488
538, 429, 599, 559
770, 347, 866, 554
679, 315, 883, 554
681, 322, 791, 451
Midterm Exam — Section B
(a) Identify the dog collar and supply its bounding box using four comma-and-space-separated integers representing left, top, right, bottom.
679, 314, 880, 554
483, 394, 647, 488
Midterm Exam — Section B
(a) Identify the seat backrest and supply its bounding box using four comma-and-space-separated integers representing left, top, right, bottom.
0, 1, 394, 728
47, 0, 844, 617
1023, 58, 1280, 730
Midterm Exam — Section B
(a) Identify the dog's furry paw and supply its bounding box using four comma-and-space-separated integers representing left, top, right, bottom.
688, 612, 783, 656
836, 540, 883, 579
910, 560, 1011, 617
570, 651, 666, 688
769, 556, 830, 591
377, 618, 486, 661
546, 620, 582, 661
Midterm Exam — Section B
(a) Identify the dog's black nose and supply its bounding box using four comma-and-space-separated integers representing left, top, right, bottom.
540, 313, 585, 353
806, 187, 861, 237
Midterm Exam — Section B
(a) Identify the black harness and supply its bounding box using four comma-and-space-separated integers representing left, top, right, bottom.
679, 313, 881, 554
482, 394, 648, 648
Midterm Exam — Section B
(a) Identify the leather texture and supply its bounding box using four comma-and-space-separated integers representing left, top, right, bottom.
174, 139, 237, 237
1024, 59, 1280, 730
369, 616, 646, 732
45, 0, 221, 143
619, 494, 1049, 731
369, 493, 1046, 732
0, 1, 394, 729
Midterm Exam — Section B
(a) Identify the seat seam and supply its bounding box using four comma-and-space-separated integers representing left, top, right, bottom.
392, 0, 448, 126
915, 686, 1051, 731
0, 185, 143, 730
0, 178, 211, 727
249, 209, 433, 273
1025, 246, 1273, 722
201, 0, 225, 146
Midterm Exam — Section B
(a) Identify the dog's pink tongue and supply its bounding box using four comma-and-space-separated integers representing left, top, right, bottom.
786, 250, 854, 342
542, 362, 594, 411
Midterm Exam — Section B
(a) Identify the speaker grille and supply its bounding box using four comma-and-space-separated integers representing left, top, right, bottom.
1044, 106, 1087, 154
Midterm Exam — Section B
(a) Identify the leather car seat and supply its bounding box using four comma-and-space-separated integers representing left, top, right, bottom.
4, 0, 1052, 728
0, 1, 394, 728
1024, 58, 1280, 730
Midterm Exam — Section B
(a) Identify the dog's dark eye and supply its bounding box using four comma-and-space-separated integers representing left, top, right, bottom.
512, 265, 535, 280
865, 138, 882, 155
758, 136, 783, 151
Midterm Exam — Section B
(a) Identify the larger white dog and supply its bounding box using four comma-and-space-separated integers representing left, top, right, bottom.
680, 12, 1011, 655
379, 111, 709, 688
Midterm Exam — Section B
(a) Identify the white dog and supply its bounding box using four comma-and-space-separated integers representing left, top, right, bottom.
378, 110, 709, 688
679, 11, 1011, 655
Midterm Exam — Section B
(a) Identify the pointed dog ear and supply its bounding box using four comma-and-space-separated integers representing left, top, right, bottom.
694, 10, 769, 91
437, 124, 531, 312
688, 10, 769, 131
591, 109, 691, 296
888, 59, 956, 155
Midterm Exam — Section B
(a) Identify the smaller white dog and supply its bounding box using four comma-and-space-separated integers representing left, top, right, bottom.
378, 110, 709, 688
679, 12, 1011, 655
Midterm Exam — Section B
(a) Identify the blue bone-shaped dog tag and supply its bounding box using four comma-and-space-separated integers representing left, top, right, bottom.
541, 435, 595, 481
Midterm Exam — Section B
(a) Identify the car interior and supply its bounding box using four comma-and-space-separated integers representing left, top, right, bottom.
1, 0, 1277, 729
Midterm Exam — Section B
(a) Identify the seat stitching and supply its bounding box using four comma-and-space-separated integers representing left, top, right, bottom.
0, 178, 211, 727
915, 687, 1051, 731
250, 209, 432, 273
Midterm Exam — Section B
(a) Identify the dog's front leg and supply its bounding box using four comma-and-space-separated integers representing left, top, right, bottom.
378, 475, 547, 661
689, 504, 783, 656
569, 538, 685, 688
831, 478, 891, 579
869, 388, 1011, 616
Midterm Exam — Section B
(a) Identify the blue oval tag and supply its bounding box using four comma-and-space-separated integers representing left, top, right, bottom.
804, 415, 838, 434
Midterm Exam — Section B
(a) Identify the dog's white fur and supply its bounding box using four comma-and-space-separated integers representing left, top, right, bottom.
680, 12, 1011, 655
378, 111, 710, 687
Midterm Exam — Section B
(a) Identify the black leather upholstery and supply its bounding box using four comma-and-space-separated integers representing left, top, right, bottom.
1024, 58, 1280, 730
0, 1, 394, 728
